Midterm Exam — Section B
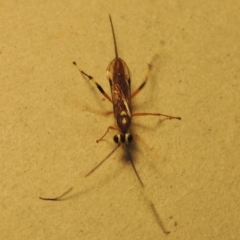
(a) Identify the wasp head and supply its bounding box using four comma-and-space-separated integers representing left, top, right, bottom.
113, 133, 133, 145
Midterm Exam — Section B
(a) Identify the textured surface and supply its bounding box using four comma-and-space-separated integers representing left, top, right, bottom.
0, 1, 239, 239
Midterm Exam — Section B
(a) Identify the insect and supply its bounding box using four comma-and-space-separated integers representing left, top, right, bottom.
40, 15, 181, 234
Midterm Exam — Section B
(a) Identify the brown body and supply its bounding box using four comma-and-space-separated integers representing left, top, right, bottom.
107, 58, 131, 134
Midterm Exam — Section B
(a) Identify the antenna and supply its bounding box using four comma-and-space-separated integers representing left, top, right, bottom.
109, 15, 118, 58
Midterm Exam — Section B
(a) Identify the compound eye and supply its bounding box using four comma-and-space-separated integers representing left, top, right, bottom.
113, 135, 119, 144
126, 134, 133, 144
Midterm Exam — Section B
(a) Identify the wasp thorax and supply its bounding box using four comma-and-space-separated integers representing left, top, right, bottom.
113, 133, 133, 144
117, 112, 131, 134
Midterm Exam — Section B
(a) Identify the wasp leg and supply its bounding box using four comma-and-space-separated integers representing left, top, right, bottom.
96, 126, 118, 143
73, 61, 112, 103
132, 112, 181, 120
131, 55, 159, 99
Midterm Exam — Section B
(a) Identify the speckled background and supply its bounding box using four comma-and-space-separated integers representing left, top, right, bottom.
1, 1, 239, 239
